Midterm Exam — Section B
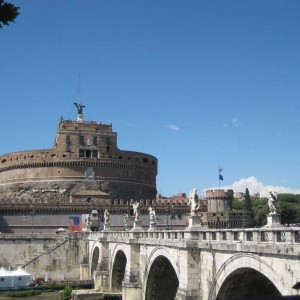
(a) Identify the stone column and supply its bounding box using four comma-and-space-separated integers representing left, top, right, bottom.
148, 222, 157, 231
94, 240, 110, 291
122, 244, 142, 300
186, 215, 202, 231
131, 220, 142, 231
175, 245, 201, 300
265, 213, 283, 228
80, 262, 89, 280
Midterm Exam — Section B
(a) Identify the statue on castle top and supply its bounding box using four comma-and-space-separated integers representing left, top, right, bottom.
132, 201, 140, 221
189, 188, 200, 216
74, 102, 85, 115
104, 209, 110, 225
268, 191, 278, 214
148, 207, 156, 222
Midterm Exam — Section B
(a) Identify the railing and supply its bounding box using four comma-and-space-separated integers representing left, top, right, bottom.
89, 227, 300, 245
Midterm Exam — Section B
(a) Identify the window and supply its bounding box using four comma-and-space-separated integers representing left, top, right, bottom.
0, 278, 4, 282
80, 135, 84, 145
79, 150, 85, 157
18, 277, 22, 281
143, 158, 148, 163
66, 135, 71, 145
86, 150, 91, 158
79, 150, 98, 158
93, 136, 97, 145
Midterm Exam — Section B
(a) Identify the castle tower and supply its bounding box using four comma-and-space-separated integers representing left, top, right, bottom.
202, 189, 248, 228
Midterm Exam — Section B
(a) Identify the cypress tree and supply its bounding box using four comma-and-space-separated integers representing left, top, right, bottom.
244, 188, 252, 212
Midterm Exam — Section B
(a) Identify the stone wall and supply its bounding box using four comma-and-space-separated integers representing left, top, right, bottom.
0, 234, 85, 281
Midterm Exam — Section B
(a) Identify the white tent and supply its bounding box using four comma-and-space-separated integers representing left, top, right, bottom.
0, 267, 31, 289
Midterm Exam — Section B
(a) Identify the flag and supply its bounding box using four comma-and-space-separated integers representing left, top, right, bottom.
218, 167, 223, 181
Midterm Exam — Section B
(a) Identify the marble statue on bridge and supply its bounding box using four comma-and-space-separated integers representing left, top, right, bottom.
123, 214, 129, 229
104, 209, 110, 225
148, 207, 156, 223
188, 188, 200, 216
132, 201, 140, 221
268, 191, 278, 214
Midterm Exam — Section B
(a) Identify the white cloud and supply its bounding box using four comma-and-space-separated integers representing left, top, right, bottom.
205, 176, 300, 197
164, 124, 180, 131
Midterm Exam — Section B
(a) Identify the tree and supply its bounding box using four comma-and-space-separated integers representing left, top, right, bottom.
243, 188, 253, 212
252, 198, 268, 227
0, 0, 19, 29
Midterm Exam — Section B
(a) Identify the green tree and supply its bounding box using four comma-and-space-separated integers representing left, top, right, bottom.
60, 285, 72, 300
0, 0, 19, 28
277, 193, 300, 225
252, 198, 268, 227
232, 199, 243, 210
243, 188, 253, 212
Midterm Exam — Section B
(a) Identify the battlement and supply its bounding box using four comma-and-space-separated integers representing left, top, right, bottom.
58, 120, 112, 132
205, 189, 234, 199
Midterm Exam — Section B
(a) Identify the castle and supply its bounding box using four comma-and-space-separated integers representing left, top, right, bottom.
0, 104, 249, 233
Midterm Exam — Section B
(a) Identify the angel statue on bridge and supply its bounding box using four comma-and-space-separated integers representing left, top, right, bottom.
104, 209, 110, 225
148, 207, 156, 223
188, 188, 200, 216
268, 191, 278, 214
132, 201, 140, 221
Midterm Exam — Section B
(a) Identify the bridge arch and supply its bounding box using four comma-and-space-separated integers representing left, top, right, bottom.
90, 245, 100, 278
110, 245, 128, 292
209, 253, 283, 300
143, 247, 179, 300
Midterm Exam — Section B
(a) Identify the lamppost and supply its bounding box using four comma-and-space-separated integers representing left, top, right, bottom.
170, 205, 174, 230
30, 205, 35, 233
165, 207, 170, 230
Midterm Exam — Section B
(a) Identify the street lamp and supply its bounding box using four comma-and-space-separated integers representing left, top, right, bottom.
30, 205, 35, 233
165, 207, 170, 230
170, 205, 174, 230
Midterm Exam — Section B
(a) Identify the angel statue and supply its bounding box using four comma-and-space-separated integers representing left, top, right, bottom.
132, 201, 140, 221
268, 191, 278, 214
74, 102, 85, 115
188, 188, 200, 216
104, 209, 110, 225
148, 207, 156, 223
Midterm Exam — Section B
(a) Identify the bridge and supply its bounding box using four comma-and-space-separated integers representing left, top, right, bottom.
82, 227, 300, 300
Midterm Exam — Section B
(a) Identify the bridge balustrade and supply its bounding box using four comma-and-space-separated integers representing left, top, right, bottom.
91, 228, 300, 245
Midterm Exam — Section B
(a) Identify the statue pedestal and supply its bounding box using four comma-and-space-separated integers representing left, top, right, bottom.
265, 213, 283, 228
77, 114, 83, 122
102, 224, 111, 231
131, 220, 142, 231
148, 222, 157, 231
186, 215, 202, 231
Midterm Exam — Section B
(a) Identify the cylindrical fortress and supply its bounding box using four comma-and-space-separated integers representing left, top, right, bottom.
0, 119, 157, 202
205, 189, 234, 212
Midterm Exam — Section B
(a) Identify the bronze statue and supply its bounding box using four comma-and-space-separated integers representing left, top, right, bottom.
74, 102, 85, 115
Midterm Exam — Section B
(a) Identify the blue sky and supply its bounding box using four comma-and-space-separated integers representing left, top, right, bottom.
1, 0, 300, 197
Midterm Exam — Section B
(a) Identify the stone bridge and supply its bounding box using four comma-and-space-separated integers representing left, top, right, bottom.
81, 228, 300, 300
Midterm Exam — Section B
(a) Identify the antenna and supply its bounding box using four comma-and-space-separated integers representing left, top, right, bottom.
77, 73, 81, 101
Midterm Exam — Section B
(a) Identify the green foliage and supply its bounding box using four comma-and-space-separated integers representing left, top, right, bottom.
0, 0, 19, 28
232, 199, 243, 210
3, 290, 41, 297
251, 197, 268, 227
277, 194, 300, 225
244, 188, 253, 212
60, 285, 72, 300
